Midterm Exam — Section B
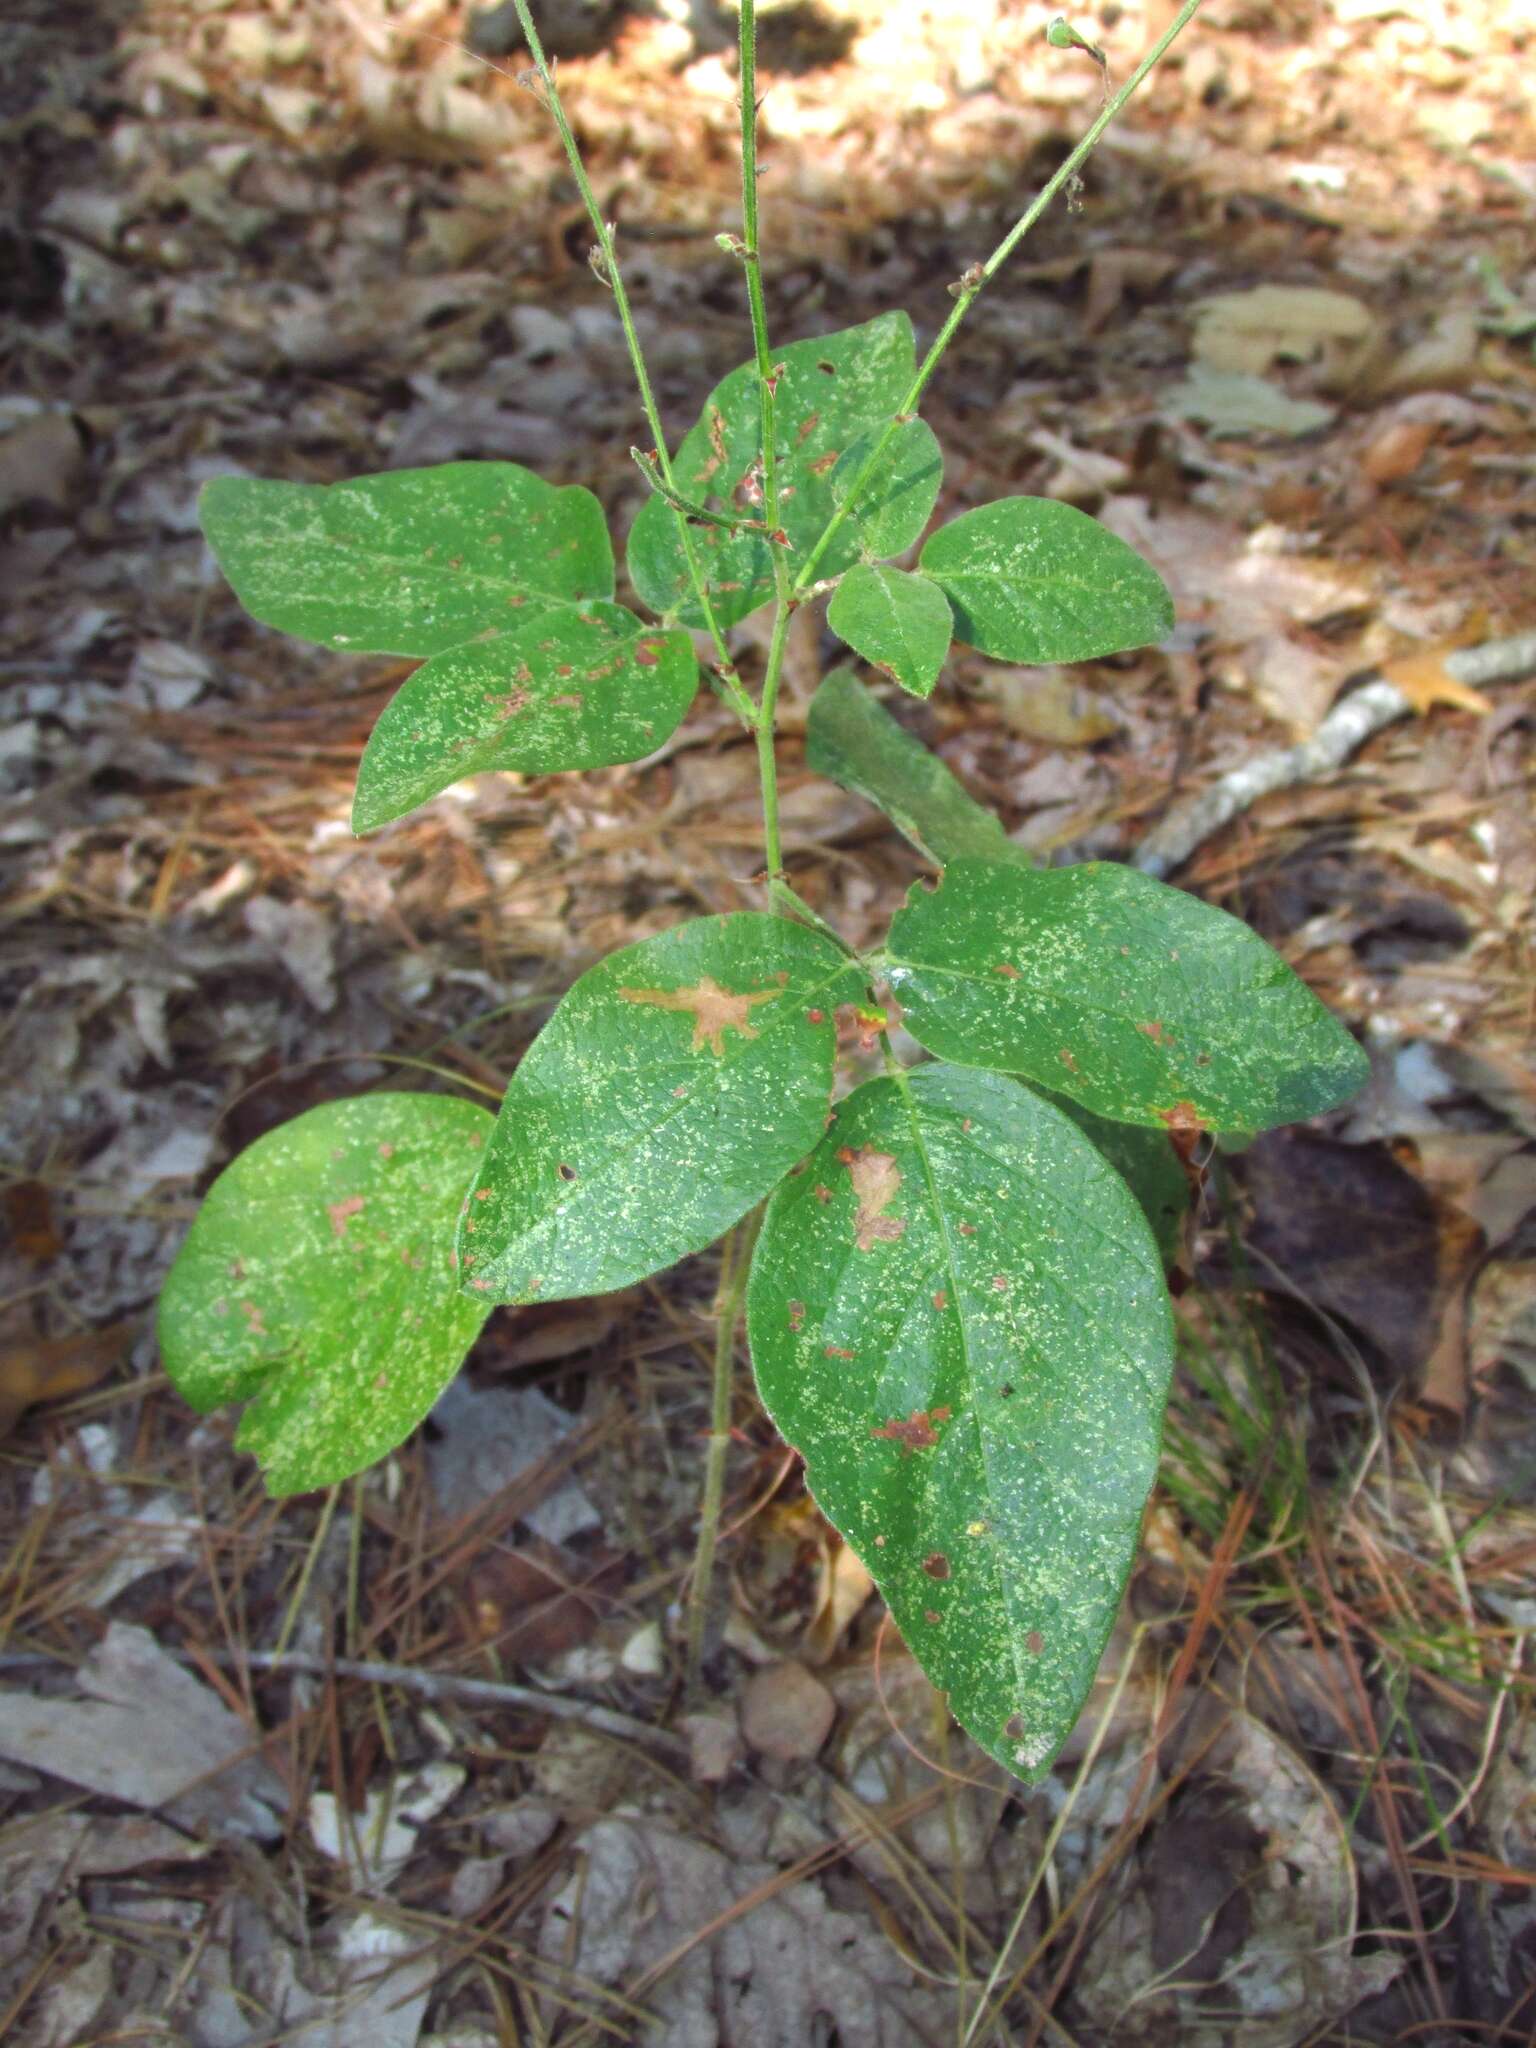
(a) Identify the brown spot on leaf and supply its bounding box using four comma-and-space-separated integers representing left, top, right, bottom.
824, 1344, 856, 1360
870, 1406, 952, 1454
475, 1187, 492, 1201
1158, 1099, 1208, 1175
932, 1290, 947, 1311
557, 1162, 577, 1182
924, 1609, 942, 1625
991, 1274, 1008, 1293
240, 1300, 266, 1335
922, 1553, 951, 1579
1136, 1019, 1171, 1044
993, 963, 1021, 979
550, 692, 584, 708
1059, 1049, 1079, 1073
619, 975, 779, 1056
845, 1145, 906, 1252
813, 1183, 833, 1204
1026, 1630, 1045, 1655
958, 1223, 976, 1237
807, 450, 839, 475
788, 1300, 805, 1332
377, 1144, 395, 1160
1005, 1713, 1026, 1740
796, 411, 820, 443
807, 1008, 824, 1024
635, 641, 663, 667
328, 1195, 365, 1239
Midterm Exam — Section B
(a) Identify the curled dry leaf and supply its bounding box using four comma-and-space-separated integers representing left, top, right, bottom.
0, 1322, 130, 1437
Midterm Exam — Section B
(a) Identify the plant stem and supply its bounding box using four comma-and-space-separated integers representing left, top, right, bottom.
506, 0, 755, 727
685, 1206, 762, 1697
754, 588, 794, 885
794, 0, 1206, 595
735, 0, 801, 920
737, 0, 788, 567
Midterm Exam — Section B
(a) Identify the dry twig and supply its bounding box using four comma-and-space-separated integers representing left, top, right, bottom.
1133, 631, 1536, 879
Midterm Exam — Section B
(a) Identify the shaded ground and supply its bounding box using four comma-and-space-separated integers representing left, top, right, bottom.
2, 0, 1535, 2041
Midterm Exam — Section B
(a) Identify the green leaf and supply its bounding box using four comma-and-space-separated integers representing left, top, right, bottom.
827, 565, 952, 700
200, 463, 613, 658
157, 1094, 493, 1495
463, 916, 866, 1304
1032, 1085, 1191, 1267
747, 1062, 1174, 1781
352, 604, 697, 833
626, 313, 925, 629
830, 417, 944, 559
806, 668, 1033, 869
885, 858, 1370, 1135
919, 496, 1174, 664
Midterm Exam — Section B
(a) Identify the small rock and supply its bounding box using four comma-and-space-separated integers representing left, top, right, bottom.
483, 1797, 560, 1859
0, 412, 85, 519
508, 302, 574, 360
683, 1710, 743, 1784
448, 1854, 507, 1917
619, 1620, 666, 1677
740, 1660, 835, 1763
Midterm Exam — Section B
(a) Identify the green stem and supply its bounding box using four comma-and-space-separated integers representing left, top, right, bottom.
794, 0, 1205, 595
735, 0, 801, 918
507, 0, 756, 728
737, 0, 787, 564
754, 592, 794, 885
685, 1207, 762, 1697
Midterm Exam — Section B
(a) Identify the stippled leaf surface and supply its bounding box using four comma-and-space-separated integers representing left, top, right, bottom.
885, 858, 1370, 1134
463, 916, 865, 1304
747, 1063, 1174, 1781
352, 604, 696, 832
626, 313, 921, 630
919, 496, 1173, 664
1034, 1086, 1191, 1268
829, 417, 944, 559
805, 669, 1033, 869
157, 1094, 492, 1495
200, 463, 612, 657
827, 565, 952, 700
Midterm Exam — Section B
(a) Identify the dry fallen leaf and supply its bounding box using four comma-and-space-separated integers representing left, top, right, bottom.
0, 1322, 131, 1437
537, 1815, 948, 2042
1380, 645, 1494, 715
1190, 284, 1382, 390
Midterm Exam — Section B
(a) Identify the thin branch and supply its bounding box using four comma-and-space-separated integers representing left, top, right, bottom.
1132, 630, 1536, 879
0, 1646, 689, 1759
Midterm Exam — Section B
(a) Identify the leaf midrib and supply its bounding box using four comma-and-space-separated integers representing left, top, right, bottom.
888, 1067, 1034, 1716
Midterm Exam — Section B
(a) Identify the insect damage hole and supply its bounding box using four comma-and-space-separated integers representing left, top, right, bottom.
557, 1162, 578, 1182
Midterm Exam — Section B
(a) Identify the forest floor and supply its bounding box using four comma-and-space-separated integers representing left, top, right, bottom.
2, 0, 1535, 2041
